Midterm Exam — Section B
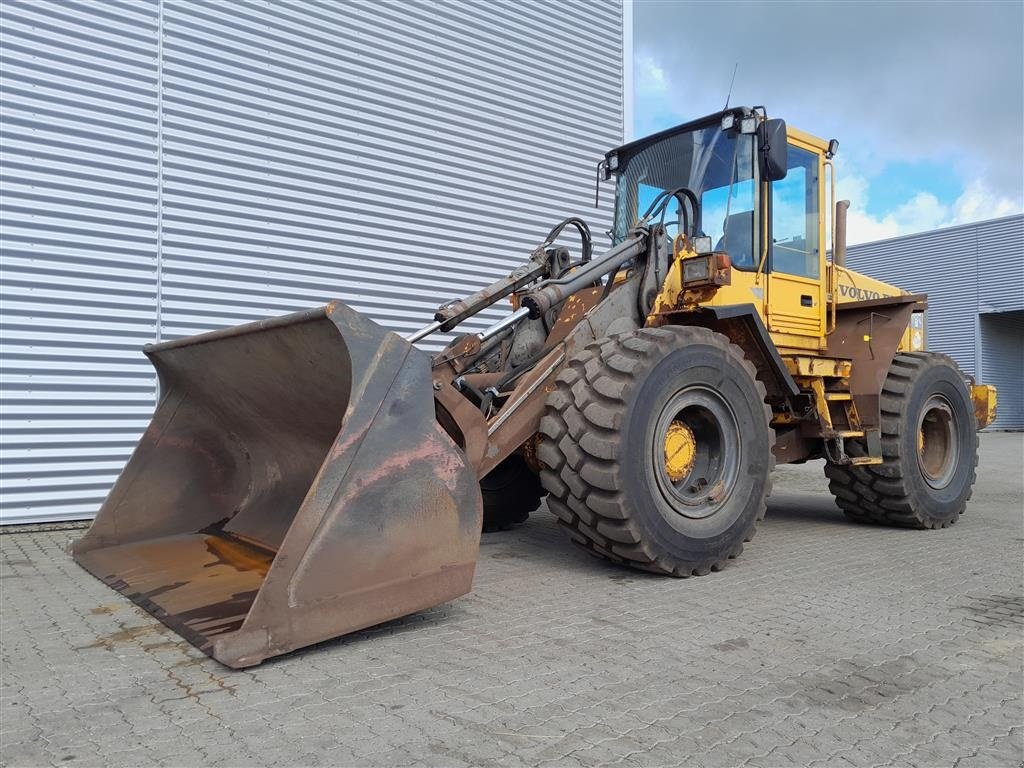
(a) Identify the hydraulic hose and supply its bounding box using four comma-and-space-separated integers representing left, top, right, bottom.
542, 217, 593, 264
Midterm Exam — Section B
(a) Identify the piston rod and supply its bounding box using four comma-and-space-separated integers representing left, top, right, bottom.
479, 307, 530, 342
405, 320, 442, 343
406, 306, 529, 345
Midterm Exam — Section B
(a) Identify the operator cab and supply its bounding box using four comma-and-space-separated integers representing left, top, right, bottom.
607, 108, 762, 267
603, 106, 831, 348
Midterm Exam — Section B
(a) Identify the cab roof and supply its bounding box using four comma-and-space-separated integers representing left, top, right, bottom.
606, 107, 829, 162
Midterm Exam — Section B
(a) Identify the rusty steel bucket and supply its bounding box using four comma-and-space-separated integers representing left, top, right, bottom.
72, 302, 482, 667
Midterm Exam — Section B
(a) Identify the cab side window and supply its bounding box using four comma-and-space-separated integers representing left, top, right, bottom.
704, 179, 756, 268
771, 146, 819, 278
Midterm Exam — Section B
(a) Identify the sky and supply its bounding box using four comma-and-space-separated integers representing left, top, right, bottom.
633, 0, 1024, 245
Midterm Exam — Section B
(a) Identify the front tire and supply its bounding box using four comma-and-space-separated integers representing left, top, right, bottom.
481, 454, 543, 532
825, 352, 979, 528
537, 327, 774, 576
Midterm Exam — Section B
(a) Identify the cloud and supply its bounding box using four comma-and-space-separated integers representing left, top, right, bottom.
636, 53, 667, 94
951, 180, 1021, 223
634, 0, 1024, 203
842, 173, 1020, 244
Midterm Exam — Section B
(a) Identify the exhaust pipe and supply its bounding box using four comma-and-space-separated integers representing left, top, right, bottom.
834, 199, 850, 267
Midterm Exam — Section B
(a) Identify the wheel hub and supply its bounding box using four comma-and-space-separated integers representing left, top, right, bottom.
664, 421, 697, 482
917, 394, 959, 489
651, 387, 741, 520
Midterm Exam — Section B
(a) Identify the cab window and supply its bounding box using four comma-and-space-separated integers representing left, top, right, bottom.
771, 146, 820, 278
634, 179, 757, 270
704, 178, 756, 269
613, 127, 758, 269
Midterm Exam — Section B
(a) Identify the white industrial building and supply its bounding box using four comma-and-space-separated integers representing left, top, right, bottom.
0, 0, 629, 524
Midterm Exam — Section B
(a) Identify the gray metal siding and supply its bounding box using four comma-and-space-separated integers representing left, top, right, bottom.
157, 0, 621, 344
846, 225, 983, 375
1, 0, 161, 523
0, 0, 623, 524
847, 214, 1024, 430
980, 311, 1024, 430
977, 216, 1024, 314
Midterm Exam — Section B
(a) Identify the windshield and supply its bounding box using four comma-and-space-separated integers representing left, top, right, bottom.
613, 125, 758, 268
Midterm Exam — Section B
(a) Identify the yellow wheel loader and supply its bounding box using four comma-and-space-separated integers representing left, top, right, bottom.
72, 107, 997, 667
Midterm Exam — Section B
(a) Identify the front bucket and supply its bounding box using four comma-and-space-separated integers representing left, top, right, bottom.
72, 302, 482, 667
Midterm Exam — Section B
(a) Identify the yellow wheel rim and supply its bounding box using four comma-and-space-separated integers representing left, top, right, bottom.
664, 421, 697, 483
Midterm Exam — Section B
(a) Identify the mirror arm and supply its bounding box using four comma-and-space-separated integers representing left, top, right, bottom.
754, 180, 770, 285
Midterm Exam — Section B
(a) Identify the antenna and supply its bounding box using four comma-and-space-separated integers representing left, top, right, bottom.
722, 63, 738, 111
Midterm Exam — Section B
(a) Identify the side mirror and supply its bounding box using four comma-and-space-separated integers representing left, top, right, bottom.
758, 119, 788, 181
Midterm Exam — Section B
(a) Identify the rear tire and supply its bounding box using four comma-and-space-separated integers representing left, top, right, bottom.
481, 454, 543, 532
825, 352, 978, 528
537, 327, 774, 576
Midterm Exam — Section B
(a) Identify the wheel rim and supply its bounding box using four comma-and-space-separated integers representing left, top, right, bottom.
652, 386, 741, 519
917, 394, 959, 489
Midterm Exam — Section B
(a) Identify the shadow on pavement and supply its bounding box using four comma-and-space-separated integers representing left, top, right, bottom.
764, 493, 854, 526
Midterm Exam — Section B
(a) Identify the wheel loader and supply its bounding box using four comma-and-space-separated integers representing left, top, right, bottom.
72, 106, 997, 668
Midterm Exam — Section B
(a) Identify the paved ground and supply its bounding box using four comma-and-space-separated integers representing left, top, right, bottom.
2, 433, 1022, 768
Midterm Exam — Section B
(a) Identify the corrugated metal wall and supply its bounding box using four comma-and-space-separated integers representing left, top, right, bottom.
1, 0, 161, 523
977, 215, 1024, 314
980, 311, 1024, 430
846, 224, 981, 374
0, 0, 625, 524
976, 217, 1024, 429
847, 213, 1024, 429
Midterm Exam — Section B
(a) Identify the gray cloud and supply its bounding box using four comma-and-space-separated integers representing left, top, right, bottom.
635, 0, 1024, 201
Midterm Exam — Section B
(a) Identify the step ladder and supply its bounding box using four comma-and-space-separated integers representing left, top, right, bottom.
809, 375, 882, 466
784, 356, 883, 467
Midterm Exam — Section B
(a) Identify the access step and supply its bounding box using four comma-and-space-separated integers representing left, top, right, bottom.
823, 427, 884, 467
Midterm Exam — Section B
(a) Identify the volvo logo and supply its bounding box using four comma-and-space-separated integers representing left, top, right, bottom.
838, 284, 885, 301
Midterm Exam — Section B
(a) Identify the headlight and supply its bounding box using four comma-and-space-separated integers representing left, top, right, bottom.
678, 254, 732, 293
911, 330, 924, 351
683, 258, 710, 283
911, 312, 924, 329
721, 114, 735, 131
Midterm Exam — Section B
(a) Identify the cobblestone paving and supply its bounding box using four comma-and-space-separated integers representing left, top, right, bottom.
2, 433, 1021, 767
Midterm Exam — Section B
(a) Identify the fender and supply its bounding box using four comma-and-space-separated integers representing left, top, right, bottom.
825, 293, 927, 428
667, 304, 800, 400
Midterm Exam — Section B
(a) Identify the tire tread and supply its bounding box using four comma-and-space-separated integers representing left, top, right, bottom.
824, 352, 979, 529
539, 327, 774, 575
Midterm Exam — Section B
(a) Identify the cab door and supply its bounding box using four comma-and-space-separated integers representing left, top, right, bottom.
766, 139, 826, 350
